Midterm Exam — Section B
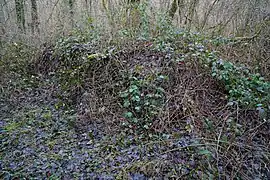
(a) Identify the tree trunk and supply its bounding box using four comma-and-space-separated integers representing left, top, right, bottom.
185, 0, 199, 30
84, 0, 91, 16
15, 0, 26, 32
126, 0, 140, 28
200, 0, 219, 30
0, 0, 7, 36
68, 0, 74, 28
30, 0, 39, 34
169, 0, 178, 19
178, 0, 185, 24
0, 0, 5, 24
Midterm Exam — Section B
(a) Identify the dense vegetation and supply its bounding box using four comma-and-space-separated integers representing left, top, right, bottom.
0, 0, 270, 179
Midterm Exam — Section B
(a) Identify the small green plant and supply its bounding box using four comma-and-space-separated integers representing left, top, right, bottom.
183, 38, 270, 112
152, 13, 178, 52
49, 33, 104, 104
119, 73, 167, 136
210, 58, 270, 110
0, 42, 37, 74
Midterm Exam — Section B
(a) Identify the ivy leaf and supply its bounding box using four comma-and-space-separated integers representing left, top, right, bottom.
143, 125, 149, 129
124, 112, 133, 118
156, 87, 165, 93
198, 149, 211, 157
133, 118, 138, 123
87, 53, 100, 60
123, 100, 130, 108
129, 85, 138, 93
132, 95, 140, 102
135, 106, 141, 112
120, 92, 129, 98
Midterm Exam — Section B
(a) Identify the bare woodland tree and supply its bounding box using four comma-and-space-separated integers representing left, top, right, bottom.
169, 0, 199, 29
84, 0, 91, 16
30, 0, 39, 34
169, 0, 177, 19
126, 0, 141, 28
0, 0, 267, 41
0, 0, 4, 24
0, 0, 6, 36
15, 0, 25, 32
68, 0, 74, 27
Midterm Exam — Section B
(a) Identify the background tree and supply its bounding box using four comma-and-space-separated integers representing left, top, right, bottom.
0, 0, 5, 25
169, 0, 195, 25
30, 0, 39, 34
84, 0, 91, 16
15, 0, 26, 32
68, 0, 74, 28
169, 0, 178, 19
126, 0, 141, 29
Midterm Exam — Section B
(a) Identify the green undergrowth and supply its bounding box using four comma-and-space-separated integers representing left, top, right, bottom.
119, 73, 167, 136
2, 15, 269, 134
183, 40, 270, 110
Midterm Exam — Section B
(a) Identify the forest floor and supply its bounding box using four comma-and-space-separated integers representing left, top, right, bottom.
0, 73, 210, 179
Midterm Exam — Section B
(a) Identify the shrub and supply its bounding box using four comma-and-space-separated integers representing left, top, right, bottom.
119, 73, 167, 137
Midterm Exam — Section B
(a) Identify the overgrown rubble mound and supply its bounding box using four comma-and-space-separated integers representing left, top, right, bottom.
1, 33, 269, 179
